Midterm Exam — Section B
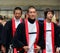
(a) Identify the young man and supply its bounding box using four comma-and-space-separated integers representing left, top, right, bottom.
42, 8, 60, 53
1, 7, 23, 53
13, 6, 45, 53
0, 22, 3, 52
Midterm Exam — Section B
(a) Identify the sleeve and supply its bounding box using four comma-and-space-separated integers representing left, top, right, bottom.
13, 23, 25, 48
57, 26, 60, 47
1, 21, 12, 47
55, 24, 60, 47
37, 22, 45, 50
0, 23, 3, 44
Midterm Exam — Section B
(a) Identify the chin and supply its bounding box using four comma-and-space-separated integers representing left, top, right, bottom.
32, 17, 36, 19
49, 19, 52, 21
16, 17, 19, 19
49, 17, 52, 20
32, 18, 35, 20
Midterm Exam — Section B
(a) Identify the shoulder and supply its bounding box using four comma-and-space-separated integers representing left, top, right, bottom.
5, 19, 12, 26
4, 20, 12, 29
53, 22, 59, 28
17, 21, 25, 29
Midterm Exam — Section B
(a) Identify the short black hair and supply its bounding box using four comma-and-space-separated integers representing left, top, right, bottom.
14, 7, 22, 14
44, 8, 54, 19
27, 6, 36, 13
0, 15, 3, 20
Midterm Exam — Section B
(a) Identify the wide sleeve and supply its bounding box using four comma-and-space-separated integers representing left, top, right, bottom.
0, 23, 3, 44
1, 21, 12, 47
37, 22, 45, 50
13, 23, 25, 48
55, 24, 60, 47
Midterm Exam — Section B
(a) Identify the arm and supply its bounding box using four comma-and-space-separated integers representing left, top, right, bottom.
13, 23, 25, 48
37, 23, 45, 50
1, 21, 12, 53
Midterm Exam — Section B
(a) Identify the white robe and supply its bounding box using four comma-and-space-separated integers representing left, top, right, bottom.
27, 21, 37, 53
46, 22, 53, 53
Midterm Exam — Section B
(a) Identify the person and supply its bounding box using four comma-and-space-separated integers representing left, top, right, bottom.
1, 7, 23, 53
0, 15, 3, 25
0, 19, 3, 52
41, 8, 60, 53
56, 19, 60, 26
13, 6, 45, 53
38, 17, 44, 23
25, 13, 29, 18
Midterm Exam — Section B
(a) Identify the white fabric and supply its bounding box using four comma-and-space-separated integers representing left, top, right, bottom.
46, 22, 53, 53
27, 21, 37, 53
14, 18, 21, 28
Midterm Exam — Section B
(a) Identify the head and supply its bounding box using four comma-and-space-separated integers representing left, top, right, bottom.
25, 13, 29, 18
0, 15, 3, 20
27, 6, 37, 20
13, 7, 22, 19
0, 15, 3, 24
44, 8, 54, 20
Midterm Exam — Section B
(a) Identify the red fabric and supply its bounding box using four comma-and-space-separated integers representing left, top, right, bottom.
43, 20, 54, 53
51, 22, 54, 53
43, 20, 46, 53
34, 20, 39, 53
12, 18, 22, 53
24, 19, 29, 53
24, 19, 39, 53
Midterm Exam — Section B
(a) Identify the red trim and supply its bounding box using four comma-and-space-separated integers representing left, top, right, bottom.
51, 22, 55, 53
43, 20, 55, 53
12, 18, 22, 37
25, 19, 39, 53
20, 18, 22, 23
14, 48, 17, 53
36, 20, 39, 43
43, 20, 46, 53
24, 19, 29, 53
12, 18, 23, 53
25, 19, 29, 45
34, 20, 39, 53
44, 20, 46, 43
12, 18, 16, 37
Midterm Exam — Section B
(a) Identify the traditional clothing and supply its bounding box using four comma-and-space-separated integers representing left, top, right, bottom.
1, 17, 22, 53
13, 18, 45, 53
0, 23, 3, 50
42, 20, 60, 53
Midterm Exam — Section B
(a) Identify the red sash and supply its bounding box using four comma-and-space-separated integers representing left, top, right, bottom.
43, 20, 55, 53
12, 18, 22, 53
24, 19, 39, 53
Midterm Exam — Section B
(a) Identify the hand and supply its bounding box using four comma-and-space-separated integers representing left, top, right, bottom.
34, 45, 41, 53
23, 46, 29, 52
1, 45, 6, 53
56, 47, 59, 53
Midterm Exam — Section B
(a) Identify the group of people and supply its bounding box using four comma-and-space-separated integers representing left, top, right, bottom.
0, 6, 60, 53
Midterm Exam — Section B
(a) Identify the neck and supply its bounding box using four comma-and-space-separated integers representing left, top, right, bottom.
28, 18, 35, 24
46, 19, 51, 23
15, 17, 20, 20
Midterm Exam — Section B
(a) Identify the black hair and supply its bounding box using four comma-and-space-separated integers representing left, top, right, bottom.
0, 15, 3, 20
27, 6, 36, 13
44, 8, 54, 19
14, 7, 22, 14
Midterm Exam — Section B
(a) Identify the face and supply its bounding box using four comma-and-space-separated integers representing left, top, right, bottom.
28, 8, 37, 19
14, 10, 22, 19
46, 11, 53, 20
